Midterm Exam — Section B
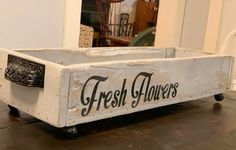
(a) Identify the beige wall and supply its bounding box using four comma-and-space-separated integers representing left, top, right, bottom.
180, 0, 210, 50
203, 0, 236, 53
156, 0, 236, 53
0, 0, 82, 49
154, 0, 186, 48
63, 0, 82, 48
155, 0, 210, 50
0, 0, 65, 49
216, 0, 236, 52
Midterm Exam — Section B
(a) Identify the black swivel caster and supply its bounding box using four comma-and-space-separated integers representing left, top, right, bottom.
8, 105, 20, 117
62, 126, 79, 139
214, 94, 224, 102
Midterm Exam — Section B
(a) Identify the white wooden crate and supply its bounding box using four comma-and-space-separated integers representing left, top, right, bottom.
0, 47, 234, 129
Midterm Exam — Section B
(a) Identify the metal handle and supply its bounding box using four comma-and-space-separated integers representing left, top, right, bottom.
4, 55, 45, 88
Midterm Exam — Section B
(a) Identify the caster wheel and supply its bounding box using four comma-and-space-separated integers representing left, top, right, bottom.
62, 126, 79, 139
214, 94, 224, 101
8, 105, 20, 117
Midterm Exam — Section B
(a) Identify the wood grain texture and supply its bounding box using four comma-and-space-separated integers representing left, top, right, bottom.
67, 54, 233, 126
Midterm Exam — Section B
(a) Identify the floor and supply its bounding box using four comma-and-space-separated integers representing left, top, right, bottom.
1, 97, 236, 150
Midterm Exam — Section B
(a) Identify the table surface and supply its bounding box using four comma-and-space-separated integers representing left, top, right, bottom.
0, 96, 236, 150
106, 36, 134, 46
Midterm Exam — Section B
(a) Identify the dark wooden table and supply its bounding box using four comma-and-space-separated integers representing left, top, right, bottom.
1, 97, 236, 150
106, 36, 133, 46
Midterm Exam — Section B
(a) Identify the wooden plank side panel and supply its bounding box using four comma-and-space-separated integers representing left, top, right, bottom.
67, 56, 233, 126
58, 68, 70, 127
0, 49, 64, 127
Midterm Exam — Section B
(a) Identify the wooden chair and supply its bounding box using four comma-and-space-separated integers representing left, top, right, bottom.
105, 13, 135, 46
106, 13, 135, 37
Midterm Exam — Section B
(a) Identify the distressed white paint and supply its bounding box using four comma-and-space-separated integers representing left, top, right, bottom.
67, 51, 233, 126
0, 49, 69, 127
0, 47, 233, 127
202, 0, 236, 91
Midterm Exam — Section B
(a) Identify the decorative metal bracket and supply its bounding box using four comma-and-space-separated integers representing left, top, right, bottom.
4, 55, 45, 88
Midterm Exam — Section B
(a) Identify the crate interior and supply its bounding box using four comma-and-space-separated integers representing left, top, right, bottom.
17, 47, 210, 66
